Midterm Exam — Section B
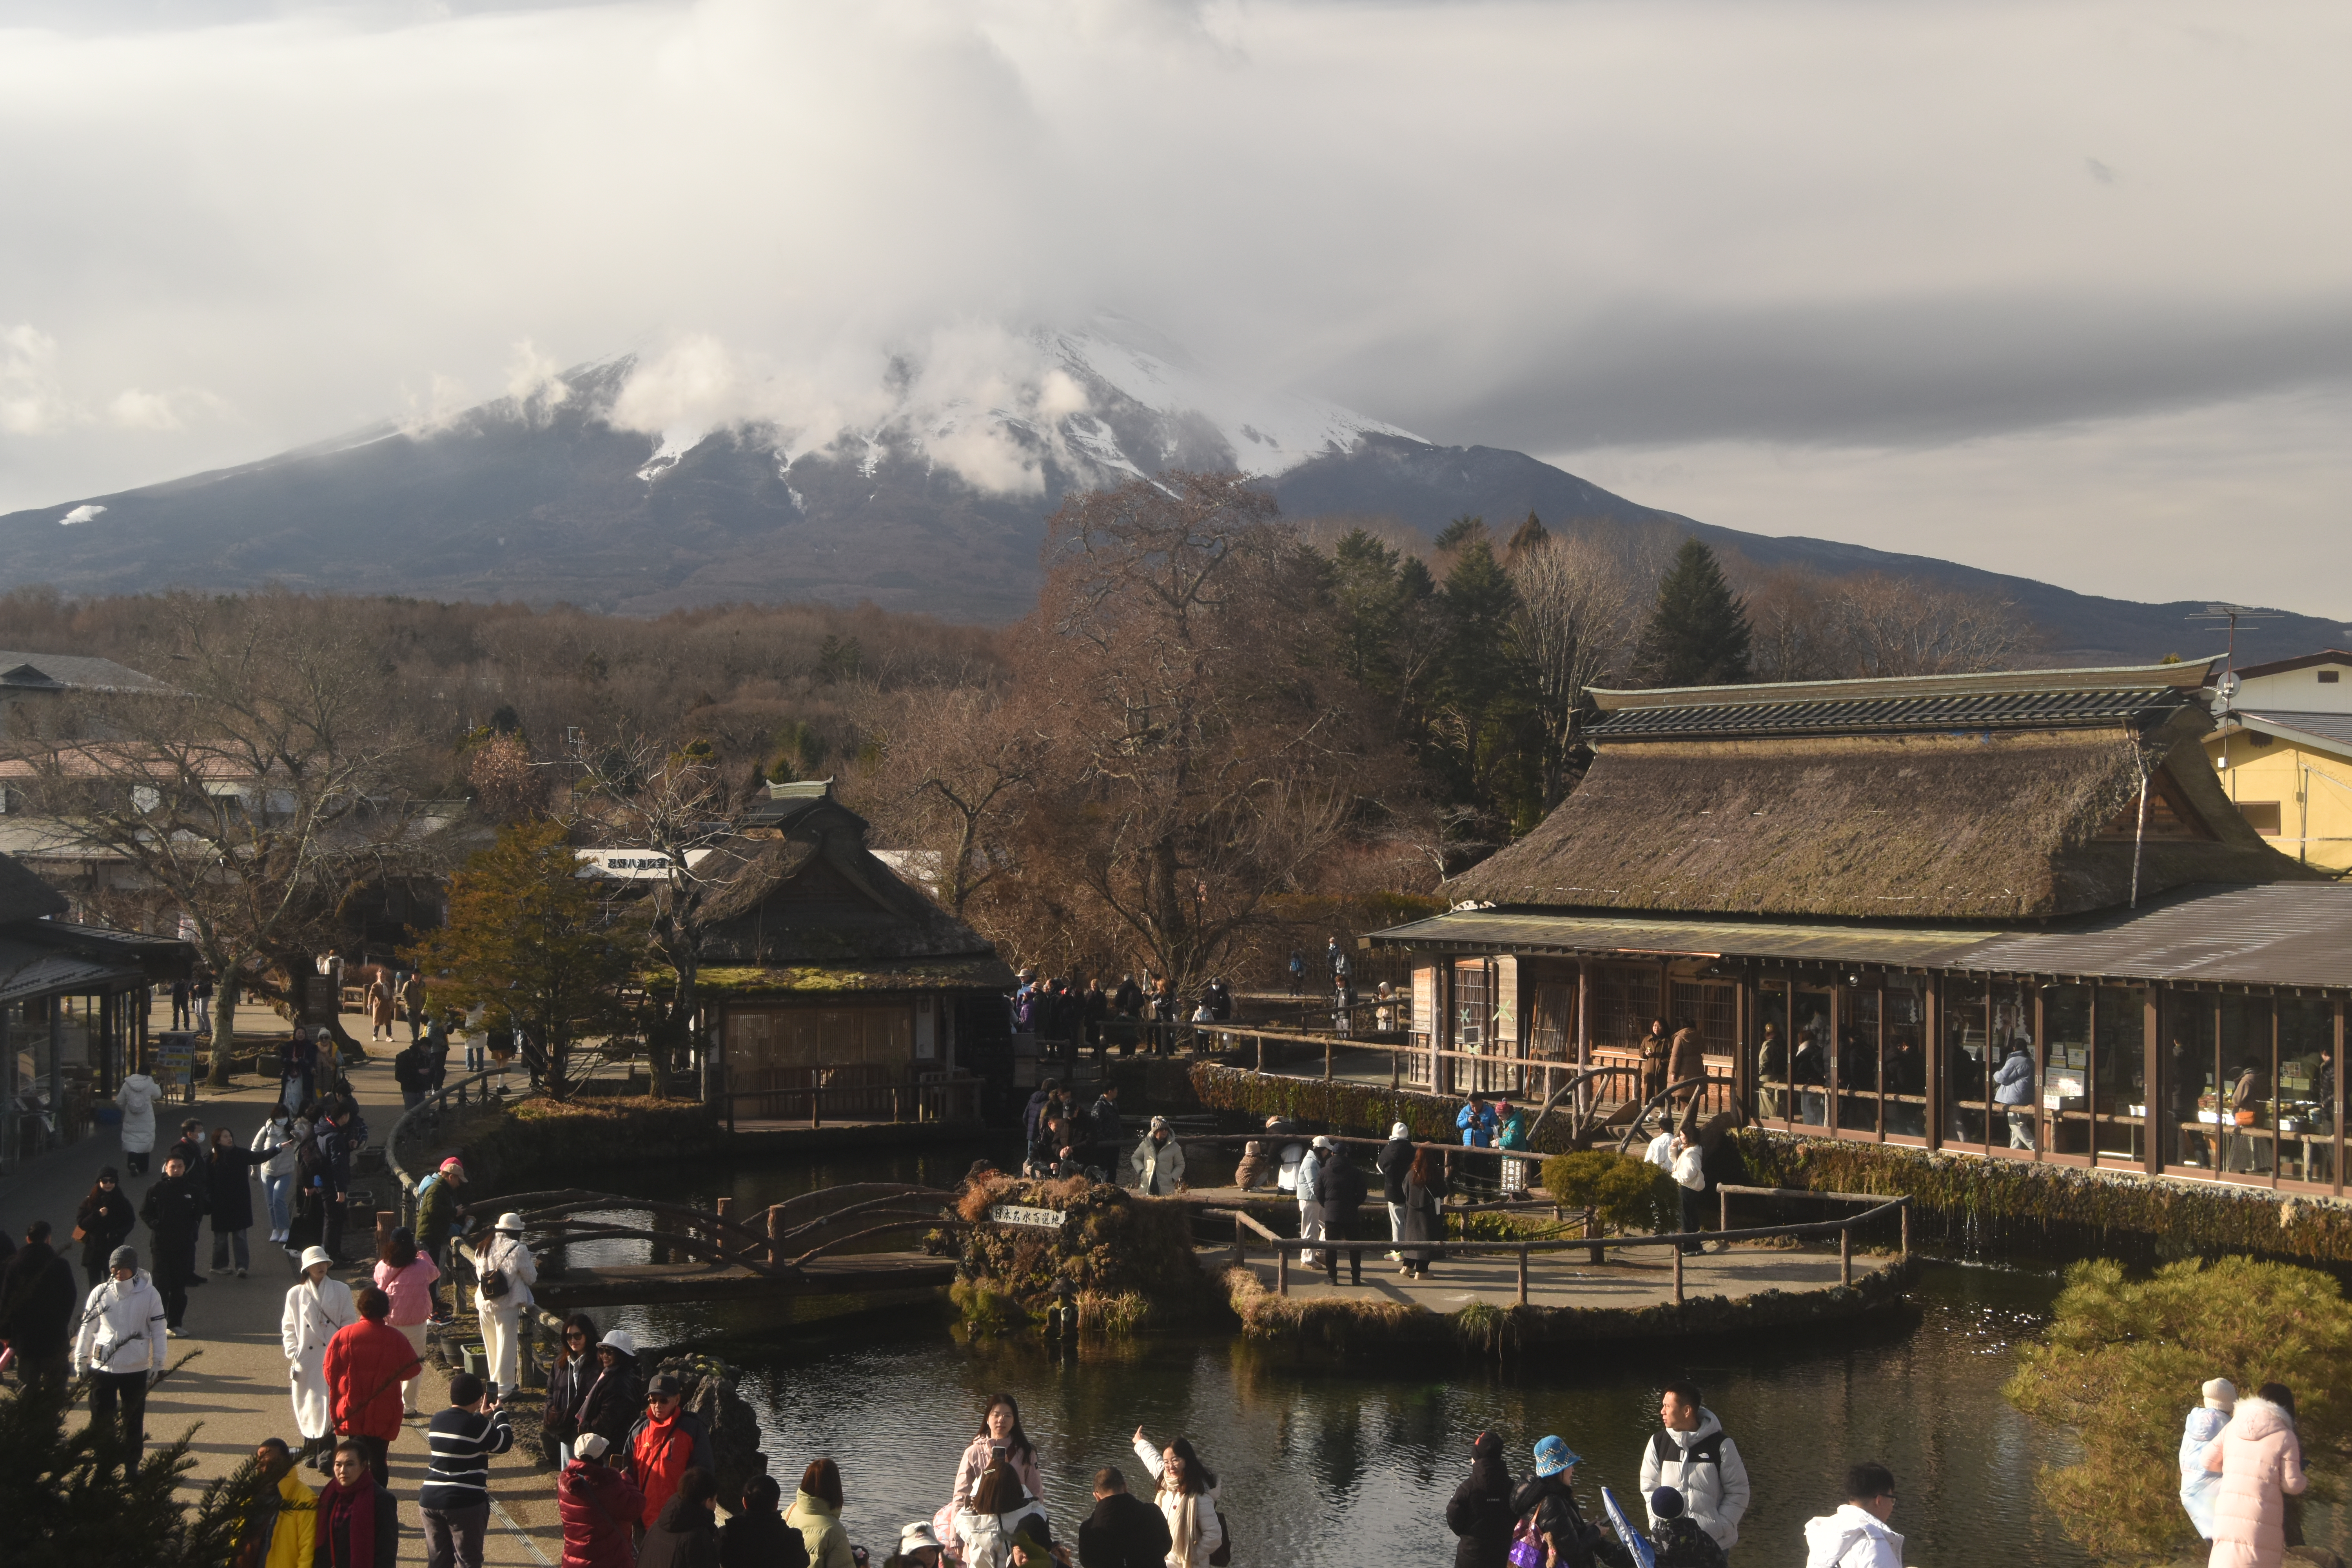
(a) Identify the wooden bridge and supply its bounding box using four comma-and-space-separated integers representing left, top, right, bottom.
460, 1182, 968, 1308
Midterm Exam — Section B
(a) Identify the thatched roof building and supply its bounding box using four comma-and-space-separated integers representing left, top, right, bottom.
1448, 660, 2309, 921
682, 780, 1012, 1127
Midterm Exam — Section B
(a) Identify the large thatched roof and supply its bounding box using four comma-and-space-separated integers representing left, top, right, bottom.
1451, 683, 2314, 920
693, 783, 1011, 985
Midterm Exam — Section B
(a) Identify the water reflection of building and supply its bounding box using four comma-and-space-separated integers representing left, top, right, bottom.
681, 779, 1013, 1129
1369, 659, 2352, 1196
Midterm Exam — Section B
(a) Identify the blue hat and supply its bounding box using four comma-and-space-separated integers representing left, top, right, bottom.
1533, 1436, 1580, 1477
1651, 1486, 1686, 1519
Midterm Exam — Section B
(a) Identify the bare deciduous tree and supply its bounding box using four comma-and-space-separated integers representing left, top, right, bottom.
11, 593, 422, 1082
1508, 532, 1634, 808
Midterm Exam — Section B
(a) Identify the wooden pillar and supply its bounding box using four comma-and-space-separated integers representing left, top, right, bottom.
1900, 1201, 1911, 1259
1, 1006, 13, 1167
766, 1203, 787, 1265
1827, 983, 1842, 1138
1517, 1246, 1529, 1307
2143, 989, 2163, 1177
1276, 1247, 1289, 1298
714, 1196, 732, 1258
1733, 977, 1751, 1122
2335, 997, 2347, 1197
1584, 1206, 1601, 1266
1839, 1222, 1853, 1287
1924, 973, 1943, 1151
1575, 958, 1592, 1125
48, 1000, 63, 1129
1671, 1245, 1683, 1306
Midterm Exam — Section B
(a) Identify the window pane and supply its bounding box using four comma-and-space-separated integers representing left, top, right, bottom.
2280, 998, 2335, 1185
2163, 992, 2219, 1168
1755, 986, 1791, 1125
2094, 987, 2147, 1164
2219, 997, 2275, 1177
1884, 985, 1927, 1138
1943, 978, 1990, 1147
1793, 989, 1833, 1126
1839, 991, 1881, 1134
2044, 984, 2091, 1155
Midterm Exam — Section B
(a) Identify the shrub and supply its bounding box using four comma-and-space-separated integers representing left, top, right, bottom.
1541, 1150, 1669, 1234
2005, 1256, 2352, 1564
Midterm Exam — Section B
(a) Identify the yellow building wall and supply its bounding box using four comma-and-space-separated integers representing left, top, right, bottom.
2205, 735, 2352, 874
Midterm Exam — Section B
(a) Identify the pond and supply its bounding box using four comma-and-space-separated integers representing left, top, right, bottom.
542, 1145, 2348, 1564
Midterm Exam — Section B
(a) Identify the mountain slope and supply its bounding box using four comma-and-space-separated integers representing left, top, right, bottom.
0, 329, 2338, 661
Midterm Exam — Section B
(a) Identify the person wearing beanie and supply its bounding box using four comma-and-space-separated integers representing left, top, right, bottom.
73, 1244, 168, 1473
558, 1430, 645, 1568
1444, 1431, 1516, 1568
2181, 1377, 2238, 1540
2180, 1377, 2239, 1541
1377, 1122, 1415, 1260
1647, 1485, 1727, 1568
325, 1285, 421, 1486
73, 1167, 137, 1292
281, 1245, 359, 1470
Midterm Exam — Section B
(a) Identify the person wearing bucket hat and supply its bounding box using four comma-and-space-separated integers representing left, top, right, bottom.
579, 1328, 642, 1453
1296, 1135, 1332, 1269
473, 1211, 537, 1400
281, 1245, 358, 1470
1512, 1438, 1610, 1568
888, 1519, 949, 1568
1445, 1431, 1517, 1568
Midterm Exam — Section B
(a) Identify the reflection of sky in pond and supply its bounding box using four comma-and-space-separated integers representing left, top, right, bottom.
523, 1147, 2348, 1564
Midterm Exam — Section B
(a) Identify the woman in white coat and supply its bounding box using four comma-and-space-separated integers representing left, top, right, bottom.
280, 1245, 358, 1469
474, 1210, 537, 1399
1132, 1426, 1223, 1568
115, 1071, 162, 1176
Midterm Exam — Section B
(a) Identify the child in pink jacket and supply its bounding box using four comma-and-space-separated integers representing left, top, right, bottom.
2202, 1382, 2307, 1568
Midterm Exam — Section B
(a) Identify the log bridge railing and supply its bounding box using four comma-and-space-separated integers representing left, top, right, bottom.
455, 1183, 968, 1279
1208, 1187, 1909, 1307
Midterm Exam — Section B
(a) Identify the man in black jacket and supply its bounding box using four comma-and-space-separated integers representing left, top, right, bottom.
392, 1038, 430, 1111
1078, 1466, 1171, 1568
140, 1152, 208, 1330
0, 1220, 80, 1394
1377, 1122, 1415, 1261
316, 1103, 354, 1261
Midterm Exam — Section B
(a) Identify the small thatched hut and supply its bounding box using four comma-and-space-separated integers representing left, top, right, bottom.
684, 780, 1014, 1127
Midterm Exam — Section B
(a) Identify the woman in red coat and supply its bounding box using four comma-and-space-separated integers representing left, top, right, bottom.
323, 1286, 421, 1486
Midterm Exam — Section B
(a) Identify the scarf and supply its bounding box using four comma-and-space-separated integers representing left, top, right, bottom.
321, 1470, 379, 1568
1165, 1486, 1203, 1568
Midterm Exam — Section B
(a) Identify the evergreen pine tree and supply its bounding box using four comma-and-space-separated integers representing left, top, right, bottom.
1637, 538, 1753, 686
1506, 510, 1549, 555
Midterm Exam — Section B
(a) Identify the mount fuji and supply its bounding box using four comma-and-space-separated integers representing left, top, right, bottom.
0, 319, 2337, 659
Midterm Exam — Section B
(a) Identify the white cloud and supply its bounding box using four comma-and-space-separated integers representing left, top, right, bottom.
59, 503, 104, 525
0, 0, 2343, 606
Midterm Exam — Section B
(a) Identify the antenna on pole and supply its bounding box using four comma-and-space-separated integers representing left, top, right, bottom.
2183, 603, 2283, 673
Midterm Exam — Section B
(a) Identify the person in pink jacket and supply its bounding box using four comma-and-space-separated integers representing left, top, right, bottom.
2202, 1381, 2308, 1568
371, 1225, 441, 1418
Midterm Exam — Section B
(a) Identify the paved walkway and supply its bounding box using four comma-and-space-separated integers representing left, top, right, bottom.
1221, 1238, 1891, 1310
0, 1000, 566, 1563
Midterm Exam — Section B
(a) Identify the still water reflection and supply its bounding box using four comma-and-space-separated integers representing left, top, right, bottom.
543, 1149, 2338, 1564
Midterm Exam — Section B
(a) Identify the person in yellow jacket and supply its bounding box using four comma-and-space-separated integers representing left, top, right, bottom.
236, 1437, 318, 1568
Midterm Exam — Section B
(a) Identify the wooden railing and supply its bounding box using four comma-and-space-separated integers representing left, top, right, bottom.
720, 1073, 981, 1130
1207, 1187, 1909, 1306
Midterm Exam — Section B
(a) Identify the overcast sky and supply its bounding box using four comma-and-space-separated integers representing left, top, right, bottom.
0, 0, 2346, 614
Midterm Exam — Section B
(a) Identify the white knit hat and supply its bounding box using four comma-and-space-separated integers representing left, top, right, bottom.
2203, 1377, 2238, 1411
1390, 1122, 1411, 1141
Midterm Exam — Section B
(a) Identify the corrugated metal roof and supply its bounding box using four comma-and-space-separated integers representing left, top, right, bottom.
0, 650, 168, 693
1370, 883, 2352, 991
1962, 883, 2352, 990
1590, 658, 2214, 711
2231, 710, 2352, 760
1588, 687, 2193, 742
0, 939, 145, 1004
1367, 909, 2009, 968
